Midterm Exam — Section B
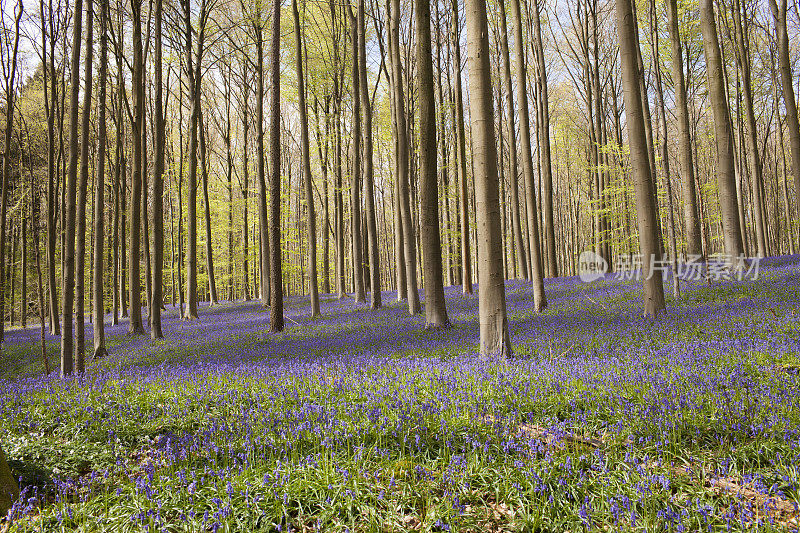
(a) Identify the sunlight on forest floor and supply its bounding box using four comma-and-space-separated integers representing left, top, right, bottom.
3, 256, 800, 531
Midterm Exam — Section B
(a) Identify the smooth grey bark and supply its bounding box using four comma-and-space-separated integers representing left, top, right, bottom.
292, 0, 320, 316
199, 114, 218, 305
358, 0, 381, 309
699, 0, 745, 259
731, 0, 767, 257
93, 0, 110, 354
129, 0, 145, 333
769, 0, 800, 244
452, 0, 473, 295
390, 0, 421, 314
150, 0, 164, 338
665, 0, 702, 258
416, 0, 450, 328
510, 0, 546, 311
497, 0, 528, 280
464, 0, 512, 358
254, 10, 271, 307
349, 7, 366, 304
617, 0, 666, 317
269, 0, 284, 332
74, 0, 94, 372
61, 0, 81, 375
531, 0, 557, 278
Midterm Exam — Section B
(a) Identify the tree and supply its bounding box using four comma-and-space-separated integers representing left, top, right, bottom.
531, 0, 557, 278
510, 0, 546, 311
698, 0, 745, 260
497, 0, 528, 280
665, 0, 703, 259
769, 0, 800, 239
61, 0, 83, 374
129, 0, 145, 333
618, 0, 666, 317
451, 0, 472, 296
93, 0, 110, 355
349, 6, 365, 304
150, 0, 165, 338
416, 0, 449, 328
254, 2, 272, 306
74, 0, 95, 371
269, 0, 284, 332
464, 0, 511, 358
293, 0, 320, 316
358, 0, 381, 309
390, 0, 420, 314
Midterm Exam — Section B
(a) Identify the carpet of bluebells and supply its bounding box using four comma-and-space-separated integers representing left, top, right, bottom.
3, 256, 800, 531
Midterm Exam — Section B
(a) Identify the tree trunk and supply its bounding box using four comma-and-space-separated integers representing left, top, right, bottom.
498, 0, 528, 280
94, 0, 110, 354
254, 14, 271, 307
617, 0, 666, 317
531, 0, 557, 278
293, 0, 320, 316
60, 0, 82, 375
770, 0, 800, 244
731, 0, 767, 257
452, 0, 473, 296
358, 0, 381, 309
666, 0, 702, 258
511, 0, 546, 311
269, 0, 284, 332
199, 114, 218, 305
150, 0, 164, 338
349, 7, 366, 304
464, 0, 512, 358
129, 0, 145, 333
416, 0, 449, 328
391, 0, 421, 314
699, 0, 745, 260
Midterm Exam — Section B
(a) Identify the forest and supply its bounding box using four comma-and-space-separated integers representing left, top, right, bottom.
1, 0, 800, 528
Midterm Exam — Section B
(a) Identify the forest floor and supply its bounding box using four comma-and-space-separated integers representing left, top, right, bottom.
3, 256, 800, 531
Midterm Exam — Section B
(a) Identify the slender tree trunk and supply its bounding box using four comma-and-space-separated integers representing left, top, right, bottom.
129, 0, 145, 333
666, 0, 702, 258
617, 0, 666, 317
349, 7, 366, 304
93, 0, 110, 354
255, 15, 271, 307
531, 0, 557, 277
416, 0, 449, 328
358, 0, 381, 309
464, 0, 512, 358
732, 0, 766, 257
391, 0, 421, 314
199, 114, 218, 305
150, 0, 164, 338
511, 0, 546, 311
452, 0, 473, 296
699, 0, 745, 260
269, 0, 284, 332
293, 0, 320, 316
770, 0, 800, 242
60, 0, 81, 374
42, 0, 60, 335
498, 0, 528, 280
241, 56, 251, 301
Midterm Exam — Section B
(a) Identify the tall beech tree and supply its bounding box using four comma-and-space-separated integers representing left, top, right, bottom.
465, 0, 511, 357
93, 0, 109, 356
269, 0, 284, 332
699, 0, 745, 260
618, 0, 665, 317
416, 0, 449, 328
